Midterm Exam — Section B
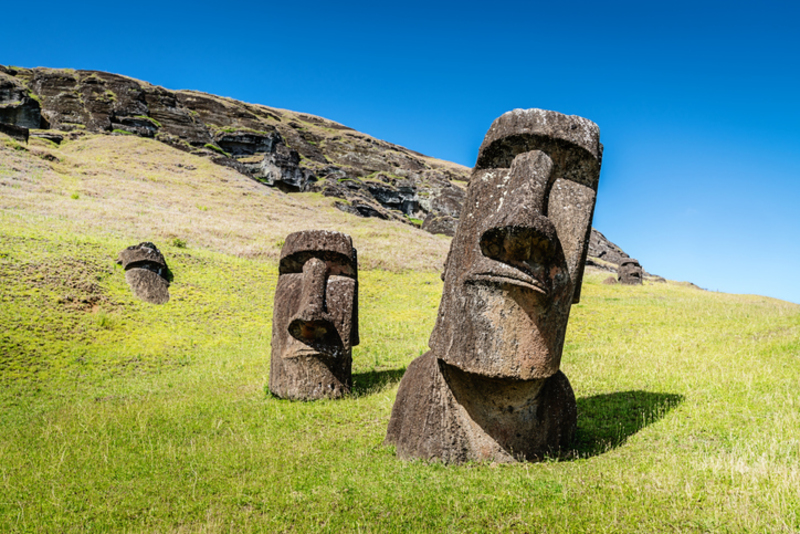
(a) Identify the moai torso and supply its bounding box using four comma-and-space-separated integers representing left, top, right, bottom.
385, 109, 603, 463
269, 230, 359, 400
618, 259, 643, 285
117, 242, 170, 304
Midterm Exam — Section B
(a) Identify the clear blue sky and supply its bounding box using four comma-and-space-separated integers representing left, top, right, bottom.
3, 0, 799, 303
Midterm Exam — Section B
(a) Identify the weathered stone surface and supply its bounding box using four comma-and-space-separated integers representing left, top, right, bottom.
618, 258, 643, 285
0, 123, 28, 143
29, 131, 64, 145
124, 269, 170, 305
252, 135, 316, 192
587, 228, 631, 269
116, 242, 170, 304
386, 109, 602, 463
386, 352, 577, 463
0, 68, 43, 130
421, 214, 458, 237
269, 230, 359, 400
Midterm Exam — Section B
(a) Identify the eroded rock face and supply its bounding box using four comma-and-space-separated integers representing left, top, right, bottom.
618, 258, 643, 285
0, 67, 43, 129
116, 242, 170, 304
269, 230, 359, 400
385, 109, 603, 463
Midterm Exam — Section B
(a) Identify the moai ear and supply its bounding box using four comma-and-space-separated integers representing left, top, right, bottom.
350, 248, 359, 347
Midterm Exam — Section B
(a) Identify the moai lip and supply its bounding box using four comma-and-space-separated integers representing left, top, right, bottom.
117, 242, 170, 304
269, 230, 359, 400
386, 109, 603, 463
618, 259, 644, 285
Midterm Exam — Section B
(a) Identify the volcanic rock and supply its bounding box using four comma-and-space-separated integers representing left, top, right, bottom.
116, 242, 170, 304
618, 258, 644, 285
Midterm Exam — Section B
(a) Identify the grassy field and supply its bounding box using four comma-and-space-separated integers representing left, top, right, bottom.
2, 133, 800, 533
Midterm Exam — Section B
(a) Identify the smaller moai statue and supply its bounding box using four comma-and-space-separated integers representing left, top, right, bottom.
618, 259, 643, 285
117, 242, 170, 304
269, 230, 359, 400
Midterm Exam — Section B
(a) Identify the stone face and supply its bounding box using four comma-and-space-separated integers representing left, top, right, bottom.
269, 230, 359, 400
116, 242, 170, 304
386, 109, 602, 463
618, 258, 643, 285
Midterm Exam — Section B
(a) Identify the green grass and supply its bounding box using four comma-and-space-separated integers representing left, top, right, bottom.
203, 144, 231, 158
2, 214, 799, 532
2, 132, 800, 532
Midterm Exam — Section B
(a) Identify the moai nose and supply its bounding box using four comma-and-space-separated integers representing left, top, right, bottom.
479, 150, 559, 267
288, 257, 336, 343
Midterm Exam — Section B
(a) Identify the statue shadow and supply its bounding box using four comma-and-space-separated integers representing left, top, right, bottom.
352, 367, 407, 396
572, 390, 683, 458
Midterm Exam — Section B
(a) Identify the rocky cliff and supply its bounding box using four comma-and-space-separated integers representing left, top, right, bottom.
0, 64, 644, 273
0, 64, 468, 234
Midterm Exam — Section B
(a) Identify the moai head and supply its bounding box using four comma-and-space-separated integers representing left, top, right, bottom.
117, 242, 170, 304
618, 259, 643, 285
429, 109, 602, 380
269, 230, 359, 400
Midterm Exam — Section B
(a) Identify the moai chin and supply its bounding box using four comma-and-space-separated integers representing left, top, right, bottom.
269, 230, 359, 400
117, 242, 170, 304
618, 259, 643, 285
385, 109, 603, 463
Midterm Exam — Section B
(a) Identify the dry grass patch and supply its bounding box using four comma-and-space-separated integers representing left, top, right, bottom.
0, 133, 450, 272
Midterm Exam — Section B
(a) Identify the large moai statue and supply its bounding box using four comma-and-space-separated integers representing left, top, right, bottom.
269, 230, 359, 400
618, 259, 643, 285
385, 109, 603, 463
117, 242, 171, 304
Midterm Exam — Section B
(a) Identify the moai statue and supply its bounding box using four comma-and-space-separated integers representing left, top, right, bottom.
269, 230, 359, 400
117, 242, 170, 304
385, 109, 603, 463
618, 259, 643, 285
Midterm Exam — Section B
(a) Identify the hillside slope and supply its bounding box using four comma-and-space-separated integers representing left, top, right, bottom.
0, 64, 469, 233
1, 64, 648, 276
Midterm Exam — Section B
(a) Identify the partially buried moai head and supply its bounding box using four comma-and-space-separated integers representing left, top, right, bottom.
430, 109, 602, 380
269, 230, 359, 400
117, 242, 171, 304
618, 259, 643, 285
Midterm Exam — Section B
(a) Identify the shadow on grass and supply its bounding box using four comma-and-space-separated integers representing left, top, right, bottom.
573, 390, 683, 458
352, 367, 407, 396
